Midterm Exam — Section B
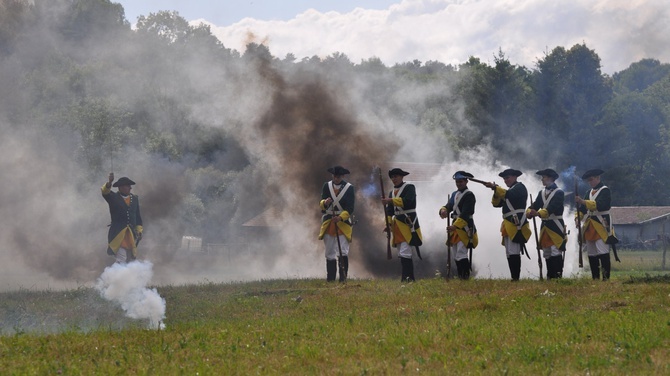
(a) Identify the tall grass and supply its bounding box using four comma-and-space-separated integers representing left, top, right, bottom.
1, 254, 669, 374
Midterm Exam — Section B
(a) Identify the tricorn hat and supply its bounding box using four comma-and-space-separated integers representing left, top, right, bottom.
498, 168, 523, 178
388, 168, 410, 177
327, 165, 350, 175
113, 177, 136, 187
581, 169, 604, 179
535, 169, 559, 180
452, 171, 474, 180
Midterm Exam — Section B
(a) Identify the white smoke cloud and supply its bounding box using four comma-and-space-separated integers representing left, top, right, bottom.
95, 260, 166, 330
200, 0, 670, 73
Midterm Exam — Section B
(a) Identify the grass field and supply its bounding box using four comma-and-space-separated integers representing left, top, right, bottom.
1, 250, 670, 375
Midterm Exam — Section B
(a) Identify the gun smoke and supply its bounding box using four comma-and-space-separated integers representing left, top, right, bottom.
95, 260, 166, 330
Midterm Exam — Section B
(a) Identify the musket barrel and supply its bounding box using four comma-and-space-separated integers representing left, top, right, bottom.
575, 179, 584, 268
378, 168, 393, 260
446, 195, 452, 279
530, 194, 544, 281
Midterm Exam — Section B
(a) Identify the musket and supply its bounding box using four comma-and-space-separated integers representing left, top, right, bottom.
378, 168, 392, 260
467, 225, 474, 271
334, 218, 347, 282
529, 194, 544, 281
446, 195, 452, 278
327, 200, 347, 282
469, 177, 491, 186
575, 179, 584, 268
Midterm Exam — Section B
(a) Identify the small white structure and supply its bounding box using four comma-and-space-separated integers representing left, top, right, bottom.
180, 236, 203, 252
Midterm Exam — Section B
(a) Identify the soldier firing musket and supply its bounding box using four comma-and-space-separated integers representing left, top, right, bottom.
439, 171, 478, 280
481, 169, 532, 281
575, 169, 619, 281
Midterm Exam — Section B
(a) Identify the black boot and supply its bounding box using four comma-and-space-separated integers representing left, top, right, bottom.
400, 257, 415, 282
456, 259, 464, 279
508, 255, 521, 281
463, 259, 471, 280
588, 256, 600, 280
547, 256, 563, 279
600, 253, 611, 281
555, 255, 564, 279
457, 259, 470, 280
338, 256, 349, 282
326, 260, 337, 282
545, 257, 555, 280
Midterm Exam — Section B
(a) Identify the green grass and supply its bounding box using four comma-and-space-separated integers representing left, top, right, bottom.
1, 253, 670, 375
611, 249, 670, 277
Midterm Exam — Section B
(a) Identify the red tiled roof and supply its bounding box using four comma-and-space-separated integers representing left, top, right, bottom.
610, 206, 670, 225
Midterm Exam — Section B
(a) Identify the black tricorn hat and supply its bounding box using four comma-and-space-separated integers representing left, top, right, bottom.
452, 171, 474, 180
581, 169, 604, 179
388, 168, 410, 177
113, 177, 136, 187
498, 168, 523, 178
535, 169, 559, 179
327, 166, 350, 175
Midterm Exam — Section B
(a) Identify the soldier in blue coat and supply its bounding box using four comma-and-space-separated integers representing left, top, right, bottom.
318, 166, 355, 282
527, 169, 565, 279
575, 169, 615, 280
439, 171, 478, 280
382, 168, 423, 282
484, 169, 531, 281
102, 173, 143, 264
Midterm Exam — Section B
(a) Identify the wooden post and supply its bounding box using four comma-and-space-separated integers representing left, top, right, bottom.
662, 218, 667, 270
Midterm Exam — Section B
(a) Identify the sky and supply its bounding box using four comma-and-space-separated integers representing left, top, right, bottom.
116, 0, 670, 74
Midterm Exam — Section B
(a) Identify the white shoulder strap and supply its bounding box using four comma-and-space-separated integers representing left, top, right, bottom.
327, 181, 351, 213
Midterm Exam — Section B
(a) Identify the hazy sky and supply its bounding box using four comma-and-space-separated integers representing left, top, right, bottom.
116, 0, 670, 74
119, 0, 398, 25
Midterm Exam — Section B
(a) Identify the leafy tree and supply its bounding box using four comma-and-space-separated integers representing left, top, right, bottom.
136, 10, 191, 45
0, 0, 31, 56
533, 44, 612, 167
487, 50, 535, 165
613, 59, 670, 94
455, 56, 495, 148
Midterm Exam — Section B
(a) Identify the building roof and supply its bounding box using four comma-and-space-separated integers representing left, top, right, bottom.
611, 206, 670, 225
